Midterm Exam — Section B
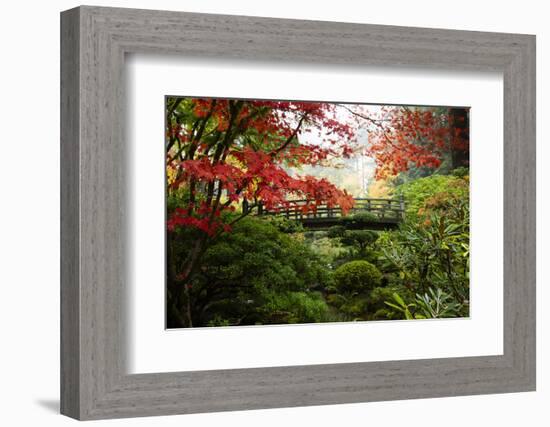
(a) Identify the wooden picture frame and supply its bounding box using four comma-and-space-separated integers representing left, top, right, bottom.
60, 5, 536, 420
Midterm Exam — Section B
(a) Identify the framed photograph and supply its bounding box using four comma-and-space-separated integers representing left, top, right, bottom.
61, 5, 536, 420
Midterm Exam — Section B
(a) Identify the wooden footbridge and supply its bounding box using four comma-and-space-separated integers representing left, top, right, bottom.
245, 197, 405, 231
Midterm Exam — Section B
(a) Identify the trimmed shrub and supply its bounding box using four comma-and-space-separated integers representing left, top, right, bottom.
339, 212, 379, 227
333, 260, 382, 294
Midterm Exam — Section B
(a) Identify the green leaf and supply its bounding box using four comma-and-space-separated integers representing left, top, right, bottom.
384, 301, 403, 311
392, 292, 405, 307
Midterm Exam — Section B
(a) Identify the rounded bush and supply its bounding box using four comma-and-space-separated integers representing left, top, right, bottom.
333, 260, 382, 294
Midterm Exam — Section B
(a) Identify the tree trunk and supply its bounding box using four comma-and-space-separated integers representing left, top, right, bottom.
166, 234, 187, 328
449, 108, 470, 169
177, 235, 211, 327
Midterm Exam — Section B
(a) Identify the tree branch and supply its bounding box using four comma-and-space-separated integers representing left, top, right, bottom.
336, 103, 395, 146
167, 97, 183, 119
270, 113, 308, 156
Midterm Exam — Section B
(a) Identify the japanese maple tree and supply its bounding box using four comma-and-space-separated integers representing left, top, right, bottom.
166, 97, 358, 326
340, 104, 469, 179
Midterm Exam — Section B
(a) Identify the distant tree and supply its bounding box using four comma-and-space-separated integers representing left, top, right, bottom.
341, 105, 470, 179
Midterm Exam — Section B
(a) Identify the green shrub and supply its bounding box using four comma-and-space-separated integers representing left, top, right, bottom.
265, 216, 304, 233
395, 174, 468, 218
378, 199, 469, 303
340, 230, 378, 251
339, 212, 379, 227
260, 291, 333, 324
180, 217, 335, 327
372, 308, 402, 321
338, 296, 370, 319
451, 166, 469, 178
327, 225, 346, 238
369, 285, 414, 316
206, 315, 231, 327
305, 234, 347, 267
414, 287, 468, 318
333, 260, 382, 294
326, 226, 380, 266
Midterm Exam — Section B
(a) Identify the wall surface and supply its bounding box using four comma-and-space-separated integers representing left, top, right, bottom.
0, 0, 547, 425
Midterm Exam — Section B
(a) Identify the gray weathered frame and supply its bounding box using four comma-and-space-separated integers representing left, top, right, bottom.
60, 5, 536, 420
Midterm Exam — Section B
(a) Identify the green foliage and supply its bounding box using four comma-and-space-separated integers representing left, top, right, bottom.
203, 218, 326, 290
368, 285, 415, 320
260, 291, 332, 324
305, 234, 348, 267
339, 212, 379, 227
383, 287, 466, 320
168, 163, 470, 326
414, 288, 466, 318
325, 292, 370, 321
207, 315, 231, 327
326, 226, 380, 266
395, 173, 469, 218
384, 292, 419, 320
379, 207, 469, 303
379, 171, 470, 312
341, 230, 377, 250
184, 217, 334, 326
333, 260, 382, 295
265, 216, 305, 233
451, 166, 469, 178
327, 225, 346, 238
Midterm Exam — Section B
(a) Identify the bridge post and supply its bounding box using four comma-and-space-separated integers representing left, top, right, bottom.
399, 194, 405, 219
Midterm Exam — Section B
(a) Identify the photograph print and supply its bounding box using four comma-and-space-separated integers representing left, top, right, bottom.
165, 97, 470, 329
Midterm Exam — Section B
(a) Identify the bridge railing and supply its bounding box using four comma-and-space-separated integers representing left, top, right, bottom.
245, 197, 405, 222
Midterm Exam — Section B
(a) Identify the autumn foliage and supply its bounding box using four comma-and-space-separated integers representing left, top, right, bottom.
166, 99, 357, 237
348, 105, 469, 179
